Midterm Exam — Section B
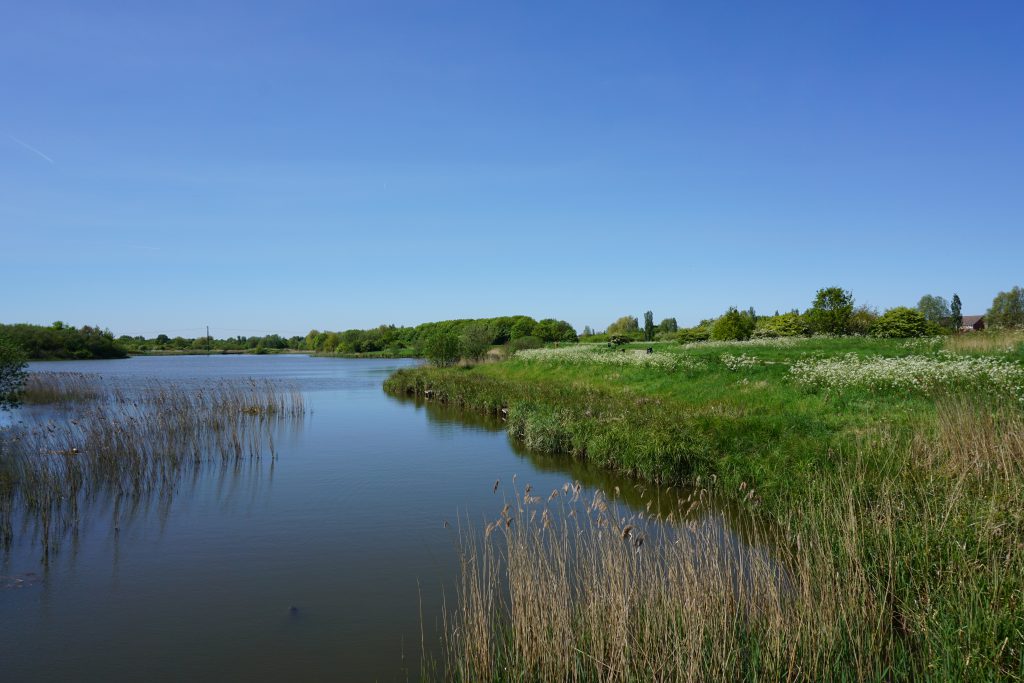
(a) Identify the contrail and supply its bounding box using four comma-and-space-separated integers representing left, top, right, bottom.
8, 135, 54, 163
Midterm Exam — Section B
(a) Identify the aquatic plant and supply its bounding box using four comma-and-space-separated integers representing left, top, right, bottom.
0, 374, 304, 560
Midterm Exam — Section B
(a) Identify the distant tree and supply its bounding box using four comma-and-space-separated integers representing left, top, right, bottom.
422, 331, 462, 367
658, 318, 678, 333
459, 323, 491, 362
806, 287, 855, 335
0, 336, 28, 410
987, 286, 1024, 328
871, 307, 928, 338
643, 311, 655, 341
607, 315, 639, 336
534, 319, 578, 343
950, 294, 962, 331
509, 318, 538, 340
156, 334, 170, 345
917, 294, 951, 326
582, 325, 594, 337
711, 307, 755, 341
847, 305, 880, 336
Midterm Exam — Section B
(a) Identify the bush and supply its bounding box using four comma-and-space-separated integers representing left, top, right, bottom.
755, 312, 806, 337
509, 335, 544, 353
676, 327, 711, 344
871, 307, 928, 338
0, 336, 28, 409
710, 307, 755, 341
459, 323, 491, 361
423, 332, 462, 366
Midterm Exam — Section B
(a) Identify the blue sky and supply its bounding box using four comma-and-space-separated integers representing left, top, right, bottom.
2, 1, 1021, 337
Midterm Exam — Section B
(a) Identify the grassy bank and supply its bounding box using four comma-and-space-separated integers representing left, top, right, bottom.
385, 335, 1024, 681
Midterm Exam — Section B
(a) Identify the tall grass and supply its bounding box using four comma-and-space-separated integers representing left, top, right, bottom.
440, 398, 1024, 681
944, 329, 1024, 355
0, 374, 304, 560
21, 372, 105, 404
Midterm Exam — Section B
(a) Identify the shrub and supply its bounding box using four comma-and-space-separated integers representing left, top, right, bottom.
508, 335, 543, 353
423, 331, 462, 366
0, 336, 28, 409
871, 307, 928, 338
677, 327, 711, 344
755, 312, 805, 337
459, 323, 491, 361
710, 307, 755, 341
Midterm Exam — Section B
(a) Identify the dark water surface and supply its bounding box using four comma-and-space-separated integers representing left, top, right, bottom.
0, 355, 753, 682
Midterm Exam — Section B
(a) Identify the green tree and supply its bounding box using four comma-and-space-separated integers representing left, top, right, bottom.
871, 307, 928, 338
510, 318, 538, 340
987, 286, 1024, 328
710, 307, 755, 341
847, 305, 880, 336
459, 323, 491, 362
581, 325, 593, 337
643, 311, 655, 341
422, 331, 461, 367
0, 336, 28, 409
658, 318, 678, 334
917, 294, 951, 326
756, 312, 805, 337
950, 294, 962, 331
607, 315, 639, 336
806, 287, 855, 335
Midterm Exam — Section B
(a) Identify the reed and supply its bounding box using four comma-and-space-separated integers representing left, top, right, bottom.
440, 399, 1024, 681
0, 374, 304, 560
21, 372, 105, 404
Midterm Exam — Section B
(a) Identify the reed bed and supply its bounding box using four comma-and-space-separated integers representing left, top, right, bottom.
21, 372, 105, 404
0, 374, 304, 559
440, 399, 1024, 681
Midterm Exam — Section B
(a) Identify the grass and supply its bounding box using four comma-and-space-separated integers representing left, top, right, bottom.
386, 335, 1024, 681
0, 373, 304, 561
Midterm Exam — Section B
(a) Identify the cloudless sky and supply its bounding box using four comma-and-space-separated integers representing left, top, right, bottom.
2, 1, 1022, 337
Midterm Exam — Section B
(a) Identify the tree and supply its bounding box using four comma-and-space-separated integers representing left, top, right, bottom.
711, 307, 755, 341
871, 307, 928, 338
658, 318, 678, 333
987, 286, 1024, 328
643, 311, 655, 342
847, 305, 880, 336
582, 325, 594, 337
607, 315, 639, 336
0, 336, 28, 410
755, 312, 805, 337
917, 294, 951, 326
459, 323, 491, 362
806, 287, 855, 335
510, 318, 538, 340
950, 294, 962, 331
422, 331, 461, 367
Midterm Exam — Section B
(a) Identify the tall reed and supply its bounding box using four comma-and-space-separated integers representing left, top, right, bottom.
0, 374, 305, 560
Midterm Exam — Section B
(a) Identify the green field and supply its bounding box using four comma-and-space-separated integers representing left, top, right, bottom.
385, 333, 1024, 681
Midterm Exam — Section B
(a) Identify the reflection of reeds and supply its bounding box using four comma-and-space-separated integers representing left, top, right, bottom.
0, 375, 304, 560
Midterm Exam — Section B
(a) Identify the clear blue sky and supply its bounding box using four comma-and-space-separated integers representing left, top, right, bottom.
3, 1, 1021, 338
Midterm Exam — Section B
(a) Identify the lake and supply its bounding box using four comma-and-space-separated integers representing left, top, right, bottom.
0, 354, 757, 681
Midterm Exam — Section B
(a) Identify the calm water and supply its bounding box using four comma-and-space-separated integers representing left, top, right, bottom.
0, 355, 756, 681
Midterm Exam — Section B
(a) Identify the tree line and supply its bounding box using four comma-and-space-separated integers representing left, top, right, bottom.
584, 284, 1024, 343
